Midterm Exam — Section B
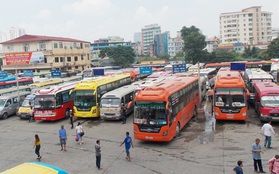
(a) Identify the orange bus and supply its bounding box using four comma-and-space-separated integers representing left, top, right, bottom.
133, 77, 199, 142
213, 69, 248, 121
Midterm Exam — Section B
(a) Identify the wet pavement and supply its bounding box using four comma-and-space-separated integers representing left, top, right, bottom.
1, 101, 279, 174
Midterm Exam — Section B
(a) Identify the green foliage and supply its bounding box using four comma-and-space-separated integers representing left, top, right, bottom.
258, 50, 270, 60
266, 37, 279, 58
174, 51, 184, 58
99, 46, 135, 68
210, 49, 239, 63
157, 53, 170, 61
242, 46, 260, 58
181, 26, 206, 64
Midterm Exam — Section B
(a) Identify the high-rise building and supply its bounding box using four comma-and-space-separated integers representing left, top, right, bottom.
154, 31, 169, 57
168, 31, 183, 58
219, 6, 272, 45
271, 28, 279, 40
141, 24, 161, 55
7, 27, 26, 40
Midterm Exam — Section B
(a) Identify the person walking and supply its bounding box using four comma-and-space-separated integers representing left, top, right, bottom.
95, 140, 101, 170
29, 106, 34, 123
59, 125, 67, 151
120, 132, 134, 161
33, 134, 42, 160
121, 103, 127, 124
233, 160, 243, 174
69, 109, 74, 129
262, 120, 276, 148
269, 155, 279, 174
76, 122, 85, 145
252, 138, 266, 173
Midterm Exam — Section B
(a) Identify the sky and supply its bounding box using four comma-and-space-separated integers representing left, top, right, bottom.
0, 0, 278, 42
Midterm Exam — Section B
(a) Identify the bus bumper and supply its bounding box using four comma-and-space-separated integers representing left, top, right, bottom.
260, 115, 279, 122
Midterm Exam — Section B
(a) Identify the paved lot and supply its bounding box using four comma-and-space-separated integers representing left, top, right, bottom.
1, 100, 279, 174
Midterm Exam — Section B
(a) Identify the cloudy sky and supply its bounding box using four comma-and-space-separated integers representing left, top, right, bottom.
1, 0, 278, 42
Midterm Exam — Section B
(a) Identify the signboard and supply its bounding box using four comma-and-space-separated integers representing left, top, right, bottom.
93, 69, 105, 76
230, 63, 246, 71
5, 52, 44, 66
23, 70, 34, 77
139, 67, 153, 75
51, 70, 61, 78
172, 64, 187, 73
0, 71, 8, 79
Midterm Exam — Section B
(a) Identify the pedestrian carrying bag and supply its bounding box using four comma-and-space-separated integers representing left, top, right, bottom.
80, 132, 84, 137
75, 135, 79, 141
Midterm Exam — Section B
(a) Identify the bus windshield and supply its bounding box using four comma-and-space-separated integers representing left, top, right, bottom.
74, 90, 95, 108
134, 102, 167, 125
22, 99, 34, 107
261, 96, 279, 107
35, 95, 55, 110
101, 98, 120, 108
0, 99, 6, 107
215, 88, 246, 108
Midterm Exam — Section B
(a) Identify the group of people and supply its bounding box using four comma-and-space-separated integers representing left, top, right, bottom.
233, 121, 278, 174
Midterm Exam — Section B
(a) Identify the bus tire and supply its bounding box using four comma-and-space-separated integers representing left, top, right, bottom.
2, 112, 8, 119
175, 123, 180, 138
65, 109, 70, 119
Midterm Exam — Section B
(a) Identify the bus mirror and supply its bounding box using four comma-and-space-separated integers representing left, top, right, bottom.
69, 90, 73, 95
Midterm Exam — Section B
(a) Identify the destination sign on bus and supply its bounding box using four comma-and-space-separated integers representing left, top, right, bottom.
215, 88, 244, 95
76, 90, 94, 96
136, 103, 165, 109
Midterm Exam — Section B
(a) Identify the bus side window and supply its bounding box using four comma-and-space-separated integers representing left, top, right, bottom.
121, 97, 124, 104
56, 93, 62, 106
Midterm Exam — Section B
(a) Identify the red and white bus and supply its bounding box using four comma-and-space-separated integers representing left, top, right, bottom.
254, 82, 279, 122
0, 77, 33, 89
133, 77, 199, 142
34, 82, 78, 121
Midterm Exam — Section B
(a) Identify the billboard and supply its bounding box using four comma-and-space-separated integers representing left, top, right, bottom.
93, 69, 105, 76
230, 63, 246, 71
5, 52, 44, 66
172, 64, 187, 73
139, 67, 153, 74
23, 70, 34, 77
0, 71, 8, 79
51, 70, 61, 78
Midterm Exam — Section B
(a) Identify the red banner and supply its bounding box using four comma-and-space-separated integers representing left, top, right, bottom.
5, 52, 44, 66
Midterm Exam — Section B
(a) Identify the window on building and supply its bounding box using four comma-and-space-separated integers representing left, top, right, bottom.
73, 42, 77, 49
74, 56, 78, 61
87, 54, 89, 60
60, 57, 64, 62
59, 42, 63, 48
54, 42, 58, 48
23, 43, 29, 52
39, 42, 46, 50
81, 55, 84, 60
67, 57, 71, 61
65, 43, 71, 49
7, 45, 13, 51
68, 67, 72, 70
75, 66, 78, 69
55, 57, 59, 62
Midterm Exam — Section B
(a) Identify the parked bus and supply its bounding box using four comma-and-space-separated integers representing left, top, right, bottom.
1, 162, 68, 174
254, 82, 279, 122
29, 79, 64, 89
0, 86, 31, 96
17, 94, 35, 119
213, 70, 248, 121
100, 85, 136, 120
243, 68, 274, 104
34, 82, 78, 121
73, 74, 131, 118
133, 77, 199, 142
62, 76, 83, 83
0, 77, 33, 89
270, 63, 279, 83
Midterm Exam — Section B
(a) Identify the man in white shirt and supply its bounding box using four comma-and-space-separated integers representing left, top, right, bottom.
262, 121, 276, 148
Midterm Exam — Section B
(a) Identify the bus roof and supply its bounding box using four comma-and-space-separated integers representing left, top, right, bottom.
29, 79, 64, 88
101, 85, 136, 99
245, 68, 274, 80
62, 76, 83, 82
214, 70, 245, 88
0, 91, 31, 99
74, 74, 131, 91
1, 162, 68, 174
254, 82, 279, 96
36, 82, 78, 95
136, 77, 198, 101
0, 86, 31, 96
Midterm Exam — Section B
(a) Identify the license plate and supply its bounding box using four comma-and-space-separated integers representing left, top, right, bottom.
146, 136, 153, 140
227, 114, 234, 119
272, 117, 279, 120
82, 114, 87, 116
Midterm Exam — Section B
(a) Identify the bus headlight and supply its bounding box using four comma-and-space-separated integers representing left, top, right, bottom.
92, 109, 96, 114
163, 130, 168, 136
261, 114, 268, 117
214, 111, 219, 116
101, 113, 104, 116
134, 129, 137, 134
242, 111, 247, 116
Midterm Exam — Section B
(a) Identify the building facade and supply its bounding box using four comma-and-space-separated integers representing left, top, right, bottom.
272, 28, 279, 40
205, 36, 219, 53
141, 24, 161, 55
154, 31, 169, 57
168, 31, 183, 58
0, 34, 91, 73
219, 6, 272, 45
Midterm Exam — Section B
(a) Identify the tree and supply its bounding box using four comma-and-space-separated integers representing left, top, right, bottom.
99, 46, 135, 67
266, 37, 279, 58
210, 49, 239, 63
258, 50, 270, 60
180, 26, 206, 64
157, 53, 170, 61
242, 46, 260, 58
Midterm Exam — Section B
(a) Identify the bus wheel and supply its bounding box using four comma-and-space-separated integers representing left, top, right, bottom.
175, 123, 180, 138
65, 109, 70, 119
2, 112, 8, 119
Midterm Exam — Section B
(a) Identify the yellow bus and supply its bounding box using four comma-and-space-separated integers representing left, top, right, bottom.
29, 79, 64, 89
72, 74, 131, 118
62, 76, 83, 83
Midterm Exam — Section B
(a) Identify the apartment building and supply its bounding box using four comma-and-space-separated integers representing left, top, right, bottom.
168, 31, 183, 58
219, 6, 272, 45
141, 24, 161, 55
154, 31, 169, 57
0, 34, 91, 73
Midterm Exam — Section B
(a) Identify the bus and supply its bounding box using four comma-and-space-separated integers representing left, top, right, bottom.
29, 79, 64, 89
62, 76, 83, 83
1, 162, 68, 174
213, 70, 248, 121
133, 77, 199, 142
17, 94, 35, 119
270, 63, 279, 83
254, 82, 279, 122
100, 85, 136, 120
73, 74, 132, 118
34, 82, 78, 121
0, 86, 31, 96
0, 77, 33, 89
243, 68, 274, 104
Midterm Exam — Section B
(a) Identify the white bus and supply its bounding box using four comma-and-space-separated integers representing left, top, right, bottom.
100, 85, 136, 120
